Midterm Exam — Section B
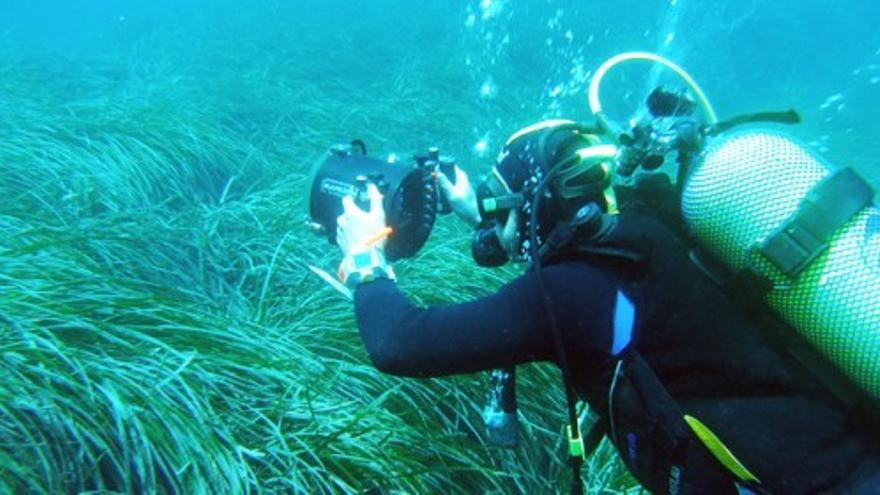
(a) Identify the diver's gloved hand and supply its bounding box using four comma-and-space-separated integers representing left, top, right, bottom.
336, 183, 395, 288
436, 165, 481, 228
336, 183, 388, 255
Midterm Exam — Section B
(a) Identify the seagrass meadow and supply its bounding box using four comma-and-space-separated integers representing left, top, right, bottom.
1, 0, 877, 493
0, 2, 642, 493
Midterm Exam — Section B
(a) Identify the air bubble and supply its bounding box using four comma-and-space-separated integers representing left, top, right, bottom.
819, 93, 844, 110
480, 77, 498, 99
474, 135, 490, 157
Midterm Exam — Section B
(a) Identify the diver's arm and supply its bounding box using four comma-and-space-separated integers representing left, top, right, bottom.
354, 263, 619, 378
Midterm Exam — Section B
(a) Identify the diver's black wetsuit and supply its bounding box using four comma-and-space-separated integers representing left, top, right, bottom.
354, 209, 879, 494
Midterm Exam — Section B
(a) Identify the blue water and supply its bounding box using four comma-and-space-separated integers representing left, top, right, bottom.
2, 0, 878, 184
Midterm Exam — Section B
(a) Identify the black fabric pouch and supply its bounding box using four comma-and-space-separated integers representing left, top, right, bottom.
609, 351, 746, 495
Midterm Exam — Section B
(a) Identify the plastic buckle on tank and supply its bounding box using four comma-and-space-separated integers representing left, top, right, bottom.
755, 167, 874, 283
758, 223, 825, 278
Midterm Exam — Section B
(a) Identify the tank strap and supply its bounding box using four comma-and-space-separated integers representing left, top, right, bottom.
751, 167, 874, 281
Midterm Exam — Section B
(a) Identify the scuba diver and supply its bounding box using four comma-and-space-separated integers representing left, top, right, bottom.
333, 117, 879, 494
325, 51, 880, 493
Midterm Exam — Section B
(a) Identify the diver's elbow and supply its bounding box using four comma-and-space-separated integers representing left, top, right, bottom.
368, 351, 409, 376
364, 342, 420, 377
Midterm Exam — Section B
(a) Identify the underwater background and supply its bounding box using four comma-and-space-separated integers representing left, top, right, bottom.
0, 0, 877, 493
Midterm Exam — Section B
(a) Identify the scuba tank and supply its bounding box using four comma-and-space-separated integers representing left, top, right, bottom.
681, 130, 880, 401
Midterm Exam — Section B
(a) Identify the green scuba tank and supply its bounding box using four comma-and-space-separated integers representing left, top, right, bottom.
681, 129, 880, 401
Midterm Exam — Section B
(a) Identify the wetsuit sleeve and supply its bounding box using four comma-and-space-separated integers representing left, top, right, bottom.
353, 263, 620, 377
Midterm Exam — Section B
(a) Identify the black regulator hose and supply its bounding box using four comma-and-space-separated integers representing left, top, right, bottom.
528, 154, 587, 495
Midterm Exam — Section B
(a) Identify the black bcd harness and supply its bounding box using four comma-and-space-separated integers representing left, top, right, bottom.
539, 173, 878, 493
543, 202, 763, 494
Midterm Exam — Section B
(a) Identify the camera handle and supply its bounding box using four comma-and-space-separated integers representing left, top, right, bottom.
414, 147, 457, 215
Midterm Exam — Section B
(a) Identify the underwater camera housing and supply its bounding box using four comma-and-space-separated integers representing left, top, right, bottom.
308, 140, 455, 261
310, 141, 520, 447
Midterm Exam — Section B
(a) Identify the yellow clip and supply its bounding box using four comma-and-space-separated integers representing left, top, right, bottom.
566, 425, 586, 461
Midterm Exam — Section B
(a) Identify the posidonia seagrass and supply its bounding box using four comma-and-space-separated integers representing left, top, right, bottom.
0, 7, 638, 493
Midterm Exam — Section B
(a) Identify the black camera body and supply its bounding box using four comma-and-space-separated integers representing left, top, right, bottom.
308, 141, 455, 261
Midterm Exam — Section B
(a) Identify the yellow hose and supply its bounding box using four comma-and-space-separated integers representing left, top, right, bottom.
588, 51, 718, 124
